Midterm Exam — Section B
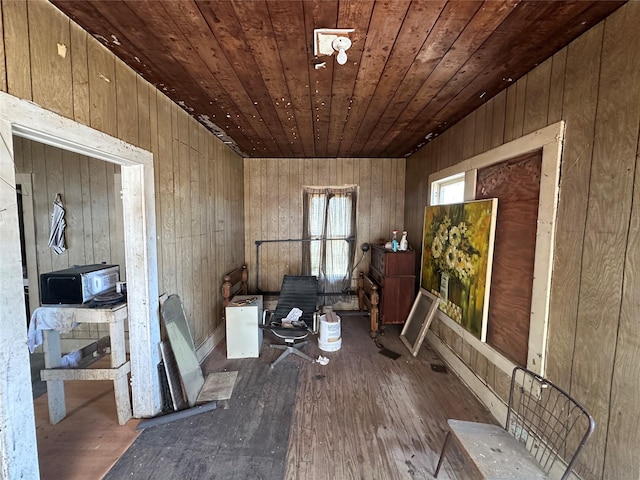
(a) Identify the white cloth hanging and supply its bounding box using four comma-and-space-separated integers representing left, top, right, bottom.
47, 193, 67, 254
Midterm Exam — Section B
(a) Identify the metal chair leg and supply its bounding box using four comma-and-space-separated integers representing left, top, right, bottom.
269, 341, 312, 368
434, 431, 452, 478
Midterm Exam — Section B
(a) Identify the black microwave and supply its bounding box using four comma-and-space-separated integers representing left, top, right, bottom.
40, 264, 120, 304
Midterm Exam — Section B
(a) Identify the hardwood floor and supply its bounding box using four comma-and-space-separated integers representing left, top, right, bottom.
34, 313, 494, 479
278, 313, 495, 480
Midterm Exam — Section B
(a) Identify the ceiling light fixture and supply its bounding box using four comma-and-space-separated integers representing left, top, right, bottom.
332, 37, 352, 65
314, 28, 355, 65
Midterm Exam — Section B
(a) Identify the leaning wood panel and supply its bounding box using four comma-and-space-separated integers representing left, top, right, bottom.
28, 0, 73, 118
571, 7, 639, 477
2, 0, 32, 99
545, 24, 604, 387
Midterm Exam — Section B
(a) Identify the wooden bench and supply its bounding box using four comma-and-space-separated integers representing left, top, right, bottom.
358, 272, 379, 338
222, 264, 249, 309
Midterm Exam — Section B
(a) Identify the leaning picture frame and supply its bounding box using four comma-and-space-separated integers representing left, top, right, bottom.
400, 289, 439, 357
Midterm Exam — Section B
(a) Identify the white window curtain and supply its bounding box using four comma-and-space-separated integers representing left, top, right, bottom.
302, 186, 357, 304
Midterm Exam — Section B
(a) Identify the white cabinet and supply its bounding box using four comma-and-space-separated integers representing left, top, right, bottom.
225, 295, 263, 359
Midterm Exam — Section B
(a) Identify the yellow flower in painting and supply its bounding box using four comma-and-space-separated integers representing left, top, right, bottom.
444, 246, 456, 270
432, 237, 443, 258
437, 223, 448, 244
449, 226, 461, 246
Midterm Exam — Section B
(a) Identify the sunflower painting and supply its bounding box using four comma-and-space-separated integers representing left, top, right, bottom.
421, 199, 498, 341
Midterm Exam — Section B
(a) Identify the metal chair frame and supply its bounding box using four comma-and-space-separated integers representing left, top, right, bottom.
435, 366, 595, 480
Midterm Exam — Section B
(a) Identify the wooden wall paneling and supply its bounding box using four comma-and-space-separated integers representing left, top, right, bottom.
0, 0, 5, 92
177, 139, 192, 320
547, 49, 567, 125
70, 26, 90, 126
608, 133, 640, 478
197, 127, 210, 331
258, 159, 268, 289
490, 90, 506, 149
522, 58, 552, 135
87, 39, 117, 137
266, 158, 279, 291
62, 150, 86, 267
473, 102, 487, 156
3, 0, 32, 99
395, 159, 406, 233
79, 154, 94, 265
512, 76, 527, 140
503, 84, 517, 143
157, 94, 176, 296
245, 159, 258, 289
278, 159, 290, 277
44, 145, 67, 272
137, 76, 151, 151
381, 158, 393, 233
354, 158, 378, 272
214, 139, 225, 314
369, 158, 383, 243
545, 24, 604, 387
191, 147, 203, 344
31, 142, 52, 274
291, 159, 302, 274
28, 0, 73, 118
461, 113, 476, 160
108, 166, 125, 277
482, 97, 495, 153
573, 7, 640, 478
88, 157, 111, 264
115, 61, 138, 146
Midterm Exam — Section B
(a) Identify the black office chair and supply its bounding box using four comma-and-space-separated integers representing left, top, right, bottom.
262, 275, 319, 368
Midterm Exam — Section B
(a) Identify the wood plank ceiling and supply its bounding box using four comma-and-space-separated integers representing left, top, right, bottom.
52, 0, 624, 158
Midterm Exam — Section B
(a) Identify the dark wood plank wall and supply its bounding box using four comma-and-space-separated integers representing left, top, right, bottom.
404, 3, 640, 479
243, 158, 405, 295
1, 0, 244, 348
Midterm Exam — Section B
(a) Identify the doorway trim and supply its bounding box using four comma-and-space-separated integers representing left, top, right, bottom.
0, 91, 161, 479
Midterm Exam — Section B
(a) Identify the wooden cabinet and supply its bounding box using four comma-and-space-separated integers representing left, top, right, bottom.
367, 244, 416, 329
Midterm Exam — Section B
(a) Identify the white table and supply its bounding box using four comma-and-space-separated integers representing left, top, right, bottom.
36, 303, 132, 425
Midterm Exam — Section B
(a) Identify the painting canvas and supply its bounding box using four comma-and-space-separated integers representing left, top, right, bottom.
421, 199, 498, 341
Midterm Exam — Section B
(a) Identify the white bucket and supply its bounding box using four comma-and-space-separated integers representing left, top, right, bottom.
318, 313, 342, 352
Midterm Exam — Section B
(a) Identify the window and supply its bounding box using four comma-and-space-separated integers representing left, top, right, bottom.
431, 172, 465, 205
302, 186, 357, 303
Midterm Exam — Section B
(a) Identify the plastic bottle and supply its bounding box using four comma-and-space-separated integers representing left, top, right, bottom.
391, 230, 399, 252
399, 231, 408, 251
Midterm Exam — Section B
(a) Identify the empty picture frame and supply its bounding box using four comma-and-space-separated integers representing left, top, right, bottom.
400, 289, 439, 357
